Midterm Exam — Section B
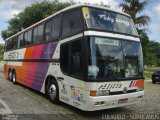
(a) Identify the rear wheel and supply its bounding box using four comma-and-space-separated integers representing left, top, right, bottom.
12, 71, 17, 85
8, 70, 12, 81
47, 80, 59, 104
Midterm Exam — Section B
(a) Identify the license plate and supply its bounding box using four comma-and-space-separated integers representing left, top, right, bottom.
118, 98, 128, 104
155, 77, 159, 79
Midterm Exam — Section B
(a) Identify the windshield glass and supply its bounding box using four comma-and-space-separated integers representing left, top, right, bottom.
87, 37, 143, 80
83, 7, 138, 36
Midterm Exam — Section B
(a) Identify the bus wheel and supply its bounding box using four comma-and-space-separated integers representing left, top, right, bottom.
47, 80, 59, 104
12, 71, 17, 85
8, 70, 12, 81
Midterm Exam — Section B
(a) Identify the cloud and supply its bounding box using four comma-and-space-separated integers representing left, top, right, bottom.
69, 0, 119, 9
0, 0, 119, 20
153, 3, 160, 20
150, 23, 160, 31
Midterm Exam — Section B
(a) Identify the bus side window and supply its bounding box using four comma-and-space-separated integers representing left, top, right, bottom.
45, 16, 60, 42
70, 39, 82, 77
24, 29, 32, 45
12, 37, 18, 49
8, 39, 12, 50
4, 41, 7, 51
33, 24, 44, 44
60, 43, 70, 74
62, 10, 82, 38
45, 20, 53, 41
18, 33, 24, 47
60, 39, 83, 77
52, 16, 60, 40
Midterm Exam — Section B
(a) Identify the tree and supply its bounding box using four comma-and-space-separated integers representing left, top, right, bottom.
139, 31, 149, 64
1, 1, 71, 40
147, 41, 160, 66
0, 44, 4, 62
119, 0, 150, 28
119, 0, 150, 65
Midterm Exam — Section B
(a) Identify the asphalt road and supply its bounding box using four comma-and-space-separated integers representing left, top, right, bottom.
0, 64, 160, 120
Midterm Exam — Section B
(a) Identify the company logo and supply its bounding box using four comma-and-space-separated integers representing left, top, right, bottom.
8, 52, 19, 59
98, 83, 122, 90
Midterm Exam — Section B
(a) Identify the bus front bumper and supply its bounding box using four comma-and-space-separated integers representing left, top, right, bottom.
84, 91, 144, 111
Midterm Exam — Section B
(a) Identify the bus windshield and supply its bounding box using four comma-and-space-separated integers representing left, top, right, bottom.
87, 37, 143, 80
83, 7, 138, 36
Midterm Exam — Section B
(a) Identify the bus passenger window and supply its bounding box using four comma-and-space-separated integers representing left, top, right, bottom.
7, 39, 12, 50
62, 10, 82, 37
24, 29, 32, 45
33, 24, 44, 44
45, 20, 52, 41
12, 37, 18, 49
52, 16, 60, 40
4, 41, 7, 51
18, 34, 24, 47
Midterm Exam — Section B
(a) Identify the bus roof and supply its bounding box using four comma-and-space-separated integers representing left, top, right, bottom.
5, 4, 131, 41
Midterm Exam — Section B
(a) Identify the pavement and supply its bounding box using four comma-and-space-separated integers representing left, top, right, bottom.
0, 64, 160, 120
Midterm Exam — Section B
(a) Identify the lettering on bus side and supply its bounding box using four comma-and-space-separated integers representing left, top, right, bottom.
8, 52, 19, 59
98, 83, 122, 90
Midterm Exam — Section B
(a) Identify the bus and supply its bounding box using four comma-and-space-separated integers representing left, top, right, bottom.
3, 4, 144, 111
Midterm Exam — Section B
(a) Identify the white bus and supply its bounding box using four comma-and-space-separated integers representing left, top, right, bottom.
4, 4, 144, 111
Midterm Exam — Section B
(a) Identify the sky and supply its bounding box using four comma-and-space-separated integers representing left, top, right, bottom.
0, 0, 160, 43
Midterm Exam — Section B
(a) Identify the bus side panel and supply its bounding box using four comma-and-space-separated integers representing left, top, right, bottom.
4, 42, 58, 92
31, 43, 57, 91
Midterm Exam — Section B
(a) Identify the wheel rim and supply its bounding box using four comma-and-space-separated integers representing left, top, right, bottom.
12, 73, 16, 83
49, 84, 57, 100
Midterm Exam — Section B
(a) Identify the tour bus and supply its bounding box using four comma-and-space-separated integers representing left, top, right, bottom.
3, 4, 144, 111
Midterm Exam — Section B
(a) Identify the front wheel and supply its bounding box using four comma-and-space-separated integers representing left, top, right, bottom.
47, 80, 59, 104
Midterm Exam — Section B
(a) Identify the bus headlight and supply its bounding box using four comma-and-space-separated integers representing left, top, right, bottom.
90, 90, 110, 96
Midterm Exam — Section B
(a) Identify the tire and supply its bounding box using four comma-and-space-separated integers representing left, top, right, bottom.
12, 71, 17, 85
152, 79, 156, 84
47, 80, 59, 104
8, 70, 12, 81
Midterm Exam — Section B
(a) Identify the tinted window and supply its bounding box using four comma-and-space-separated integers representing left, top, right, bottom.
24, 29, 32, 45
18, 34, 24, 47
52, 16, 60, 40
70, 39, 83, 76
45, 20, 52, 41
62, 10, 82, 37
60, 39, 83, 77
33, 24, 44, 44
12, 37, 18, 49
45, 16, 60, 41
6, 39, 12, 50
4, 41, 7, 51
60, 43, 69, 73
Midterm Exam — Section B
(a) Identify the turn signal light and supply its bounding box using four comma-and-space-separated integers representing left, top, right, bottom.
90, 91, 96, 96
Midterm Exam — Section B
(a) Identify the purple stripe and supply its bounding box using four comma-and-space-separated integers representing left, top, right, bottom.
129, 81, 133, 87
32, 42, 58, 91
